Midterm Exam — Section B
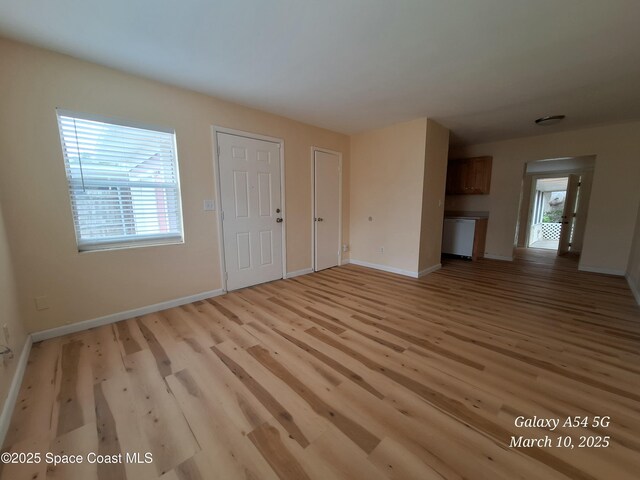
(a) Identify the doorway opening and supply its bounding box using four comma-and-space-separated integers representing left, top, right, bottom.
528, 177, 568, 250
516, 156, 595, 258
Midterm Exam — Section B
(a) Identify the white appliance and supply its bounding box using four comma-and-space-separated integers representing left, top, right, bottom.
442, 218, 475, 257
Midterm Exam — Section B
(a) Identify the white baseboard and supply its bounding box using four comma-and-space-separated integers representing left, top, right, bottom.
349, 259, 419, 278
0, 334, 32, 447
31, 289, 224, 342
578, 265, 625, 276
625, 274, 640, 306
285, 268, 313, 279
484, 254, 514, 261
418, 263, 441, 277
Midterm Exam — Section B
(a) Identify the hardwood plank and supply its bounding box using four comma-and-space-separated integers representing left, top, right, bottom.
115, 320, 146, 356
306, 326, 603, 479
210, 344, 311, 447
56, 340, 87, 436
47, 422, 99, 480
368, 436, 446, 480
273, 326, 385, 399
136, 318, 173, 379
165, 370, 277, 480
247, 344, 381, 454
170, 338, 272, 433
98, 373, 157, 480
0, 434, 48, 480
3, 249, 639, 480
242, 321, 343, 390
3, 339, 61, 447
122, 350, 199, 476
305, 427, 389, 480
247, 422, 310, 480
94, 382, 126, 480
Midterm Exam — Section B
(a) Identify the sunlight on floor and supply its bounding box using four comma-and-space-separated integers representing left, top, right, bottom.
529, 239, 559, 250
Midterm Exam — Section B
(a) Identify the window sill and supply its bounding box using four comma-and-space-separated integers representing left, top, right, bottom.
77, 238, 185, 254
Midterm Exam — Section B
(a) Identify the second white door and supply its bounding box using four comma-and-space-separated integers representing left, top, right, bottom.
314, 150, 341, 271
218, 132, 283, 290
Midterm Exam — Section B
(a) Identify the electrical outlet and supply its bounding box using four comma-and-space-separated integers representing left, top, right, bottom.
35, 296, 50, 311
379, 247, 384, 254
203, 199, 216, 211
342, 244, 349, 252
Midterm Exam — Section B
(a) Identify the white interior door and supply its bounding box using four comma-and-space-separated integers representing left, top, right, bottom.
558, 174, 580, 256
314, 150, 340, 271
218, 132, 283, 290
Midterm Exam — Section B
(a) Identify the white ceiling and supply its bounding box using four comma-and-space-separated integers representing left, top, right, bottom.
1, 1, 640, 145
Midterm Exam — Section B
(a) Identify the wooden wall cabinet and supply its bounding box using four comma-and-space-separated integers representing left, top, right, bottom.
446, 156, 492, 195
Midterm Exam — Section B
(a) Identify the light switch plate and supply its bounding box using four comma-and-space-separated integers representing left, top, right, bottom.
35, 296, 50, 311
204, 199, 216, 211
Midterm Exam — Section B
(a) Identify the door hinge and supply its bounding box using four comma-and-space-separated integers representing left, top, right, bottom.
220, 211, 224, 221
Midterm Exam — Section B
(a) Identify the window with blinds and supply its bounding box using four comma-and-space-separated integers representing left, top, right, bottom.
56, 110, 184, 251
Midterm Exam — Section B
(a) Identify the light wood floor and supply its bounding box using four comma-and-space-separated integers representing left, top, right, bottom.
2, 249, 639, 480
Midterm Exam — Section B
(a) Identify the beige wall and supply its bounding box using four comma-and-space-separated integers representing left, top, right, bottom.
418, 120, 449, 272
0, 203, 28, 416
0, 38, 350, 332
448, 122, 640, 272
627, 203, 640, 305
349, 118, 428, 273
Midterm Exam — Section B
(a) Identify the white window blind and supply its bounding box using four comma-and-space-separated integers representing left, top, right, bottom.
56, 110, 184, 251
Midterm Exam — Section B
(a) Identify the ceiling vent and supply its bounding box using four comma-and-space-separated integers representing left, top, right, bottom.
535, 115, 566, 126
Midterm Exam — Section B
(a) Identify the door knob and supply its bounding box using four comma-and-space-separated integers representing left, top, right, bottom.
276, 218, 283, 223
317, 217, 324, 222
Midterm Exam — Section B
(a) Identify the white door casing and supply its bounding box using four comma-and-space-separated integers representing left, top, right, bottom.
558, 174, 580, 256
314, 149, 341, 271
217, 132, 283, 290
568, 171, 592, 253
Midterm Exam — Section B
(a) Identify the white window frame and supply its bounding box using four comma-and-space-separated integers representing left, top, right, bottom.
56, 109, 185, 252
